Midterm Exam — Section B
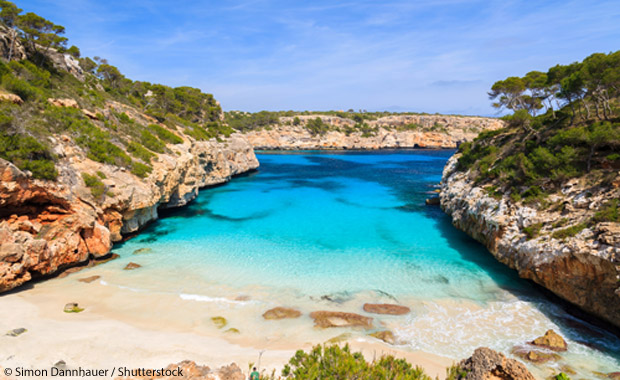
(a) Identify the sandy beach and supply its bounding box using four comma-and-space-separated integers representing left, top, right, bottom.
0, 274, 452, 379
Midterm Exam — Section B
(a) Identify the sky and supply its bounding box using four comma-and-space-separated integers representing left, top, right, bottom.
21, 0, 620, 115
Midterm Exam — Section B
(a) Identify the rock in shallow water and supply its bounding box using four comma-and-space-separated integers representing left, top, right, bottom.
124, 262, 142, 270
310, 311, 372, 328
262, 307, 302, 320
78, 275, 100, 283
369, 330, 396, 345
363, 303, 410, 315
531, 329, 568, 351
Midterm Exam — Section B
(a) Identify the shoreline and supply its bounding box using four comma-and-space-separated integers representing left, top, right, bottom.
0, 282, 452, 379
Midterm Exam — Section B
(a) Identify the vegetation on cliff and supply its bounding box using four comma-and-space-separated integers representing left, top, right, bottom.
456, 51, 620, 226
0, 0, 231, 180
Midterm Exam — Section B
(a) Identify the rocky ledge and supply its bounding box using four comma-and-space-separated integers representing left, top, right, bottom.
0, 129, 258, 292
243, 114, 504, 150
440, 155, 620, 328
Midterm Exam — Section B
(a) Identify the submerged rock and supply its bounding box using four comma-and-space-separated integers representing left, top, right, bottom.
531, 329, 568, 352
132, 247, 153, 255
310, 311, 372, 328
63, 303, 84, 313
78, 275, 100, 283
369, 330, 396, 345
6, 328, 27, 337
455, 347, 536, 380
326, 333, 352, 344
262, 307, 302, 320
225, 328, 240, 334
124, 262, 142, 270
363, 303, 410, 315
425, 197, 440, 205
512, 346, 561, 364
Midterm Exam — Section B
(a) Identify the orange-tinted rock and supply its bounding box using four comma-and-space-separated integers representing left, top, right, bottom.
83, 223, 112, 257
363, 303, 410, 315
458, 347, 536, 380
310, 311, 373, 328
262, 307, 302, 320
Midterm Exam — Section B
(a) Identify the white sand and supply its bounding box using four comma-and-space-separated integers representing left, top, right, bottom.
0, 279, 452, 379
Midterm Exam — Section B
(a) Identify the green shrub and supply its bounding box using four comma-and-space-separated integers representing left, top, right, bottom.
593, 199, 619, 223
148, 124, 183, 144
554, 373, 571, 380
140, 130, 165, 153
281, 344, 431, 380
96, 171, 106, 179
128, 141, 155, 163
307, 117, 329, 135
81, 172, 105, 198
523, 222, 543, 240
0, 131, 58, 180
552, 223, 587, 240
2, 74, 39, 101
130, 161, 152, 178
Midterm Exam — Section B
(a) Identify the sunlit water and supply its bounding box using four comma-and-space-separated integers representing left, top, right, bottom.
53, 150, 620, 377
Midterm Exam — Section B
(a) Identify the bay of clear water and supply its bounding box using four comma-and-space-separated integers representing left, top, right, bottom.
96, 150, 620, 376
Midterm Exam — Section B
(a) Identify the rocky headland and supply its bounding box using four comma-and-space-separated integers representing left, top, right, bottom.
440, 134, 620, 329
0, 128, 258, 292
243, 114, 504, 150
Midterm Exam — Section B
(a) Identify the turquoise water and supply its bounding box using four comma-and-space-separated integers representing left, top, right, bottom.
103, 150, 619, 376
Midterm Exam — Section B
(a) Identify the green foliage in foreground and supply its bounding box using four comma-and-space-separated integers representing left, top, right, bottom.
280, 344, 432, 380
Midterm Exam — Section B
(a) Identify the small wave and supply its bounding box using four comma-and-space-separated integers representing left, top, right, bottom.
179, 293, 253, 305
98, 279, 145, 293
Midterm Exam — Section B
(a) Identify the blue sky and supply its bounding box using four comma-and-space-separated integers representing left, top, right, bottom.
22, 0, 620, 115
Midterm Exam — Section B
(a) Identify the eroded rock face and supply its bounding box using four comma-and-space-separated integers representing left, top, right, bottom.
310, 311, 373, 328
440, 155, 620, 328
0, 119, 258, 292
243, 115, 504, 150
456, 347, 536, 380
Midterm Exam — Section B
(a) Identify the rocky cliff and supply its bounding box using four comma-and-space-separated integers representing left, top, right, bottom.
243, 114, 504, 150
440, 154, 620, 328
0, 102, 258, 292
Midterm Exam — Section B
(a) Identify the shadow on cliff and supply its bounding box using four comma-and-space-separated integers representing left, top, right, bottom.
422, 204, 620, 359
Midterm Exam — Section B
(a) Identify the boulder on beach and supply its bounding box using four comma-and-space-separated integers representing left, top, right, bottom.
6, 328, 27, 337
531, 329, 568, 351
363, 303, 410, 315
211, 316, 227, 329
310, 311, 372, 328
455, 347, 536, 380
262, 307, 302, 320
63, 303, 84, 313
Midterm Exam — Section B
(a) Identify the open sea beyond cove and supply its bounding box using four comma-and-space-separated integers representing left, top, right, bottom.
57, 150, 619, 376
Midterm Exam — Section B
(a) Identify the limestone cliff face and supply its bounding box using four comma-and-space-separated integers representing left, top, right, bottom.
440, 155, 620, 328
0, 126, 258, 292
244, 114, 504, 150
